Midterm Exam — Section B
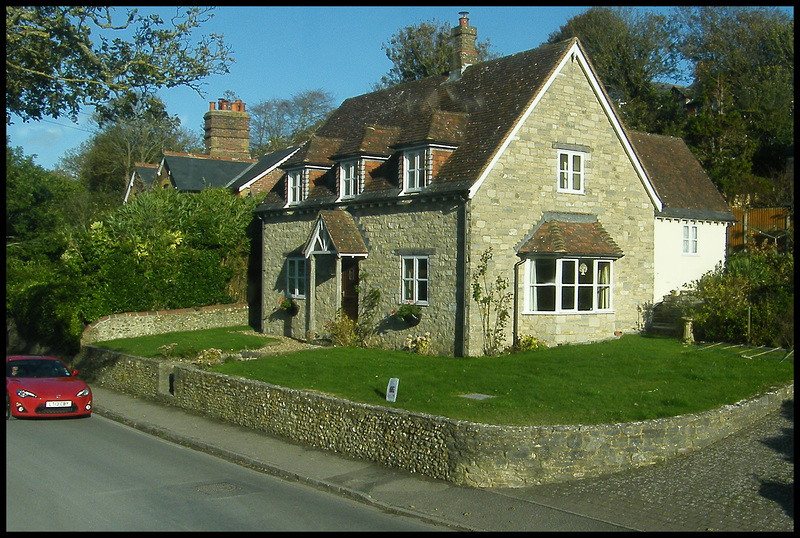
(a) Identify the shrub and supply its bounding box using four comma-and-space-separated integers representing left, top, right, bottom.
324, 311, 358, 347
688, 244, 793, 347
402, 332, 431, 354
505, 334, 546, 354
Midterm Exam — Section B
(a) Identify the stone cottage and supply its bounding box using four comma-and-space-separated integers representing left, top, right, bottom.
254, 13, 734, 356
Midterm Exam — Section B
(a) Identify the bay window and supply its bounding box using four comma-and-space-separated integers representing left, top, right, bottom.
527, 258, 613, 312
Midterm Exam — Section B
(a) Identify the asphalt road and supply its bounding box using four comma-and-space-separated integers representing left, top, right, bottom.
5, 414, 446, 531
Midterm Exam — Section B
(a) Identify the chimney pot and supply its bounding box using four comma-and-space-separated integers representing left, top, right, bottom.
209, 101, 216, 111
459, 11, 469, 26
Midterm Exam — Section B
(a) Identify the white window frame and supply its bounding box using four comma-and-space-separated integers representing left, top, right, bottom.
403, 148, 427, 193
286, 257, 306, 299
682, 224, 698, 255
339, 160, 359, 200
286, 170, 304, 205
400, 255, 429, 305
525, 258, 613, 313
557, 150, 585, 194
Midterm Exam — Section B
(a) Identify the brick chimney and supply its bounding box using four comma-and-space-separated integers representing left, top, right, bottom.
204, 98, 251, 159
448, 11, 478, 82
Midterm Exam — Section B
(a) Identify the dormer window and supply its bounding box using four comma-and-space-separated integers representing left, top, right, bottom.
287, 170, 304, 205
339, 159, 360, 200
403, 148, 427, 192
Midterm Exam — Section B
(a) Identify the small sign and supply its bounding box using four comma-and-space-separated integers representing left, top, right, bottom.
386, 378, 399, 402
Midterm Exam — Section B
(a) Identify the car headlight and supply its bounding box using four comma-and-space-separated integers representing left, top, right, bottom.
76, 388, 90, 397
16, 389, 37, 398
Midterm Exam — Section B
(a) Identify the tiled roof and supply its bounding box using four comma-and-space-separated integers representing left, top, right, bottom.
518, 215, 624, 258
628, 132, 735, 221
258, 37, 729, 223
261, 38, 575, 210
162, 151, 255, 192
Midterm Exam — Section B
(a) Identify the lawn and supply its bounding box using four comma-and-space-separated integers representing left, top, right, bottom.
91, 325, 277, 359
93, 328, 794, 426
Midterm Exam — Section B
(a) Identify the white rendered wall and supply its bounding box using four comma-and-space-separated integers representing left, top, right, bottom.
653, 217, 729, 302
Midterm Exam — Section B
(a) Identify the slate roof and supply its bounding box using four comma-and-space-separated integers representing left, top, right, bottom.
226, 146, 301, 192
628, 132, 735, 222
518, 213, 624, 258
162, 151, 255, 192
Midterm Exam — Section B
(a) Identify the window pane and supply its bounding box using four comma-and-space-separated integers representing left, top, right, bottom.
578, 287, 593, 310
535, 259, 556, 284
578, 260, 593, 284
561, 287, 575, 310
417, 281, 428, 302
573, 155, 581, 172
573, 172, 581, 190
598, 262, 610, 284
417, 258, 428, 279
562, 260, 576, 284
403, 258, 414, 279
403, 281, 414, 302
536, 286, 556, 311
597, 286, 610, 309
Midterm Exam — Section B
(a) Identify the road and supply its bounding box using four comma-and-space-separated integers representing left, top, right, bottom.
5, 414, 446, 531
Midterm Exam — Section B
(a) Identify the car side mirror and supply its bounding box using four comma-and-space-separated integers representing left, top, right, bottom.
72, 369, 79, 376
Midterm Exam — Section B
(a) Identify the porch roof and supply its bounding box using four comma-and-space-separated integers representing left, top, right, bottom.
304, 210, 368, 258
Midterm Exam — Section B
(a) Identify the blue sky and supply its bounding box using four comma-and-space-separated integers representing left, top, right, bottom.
6, 6, 791, 171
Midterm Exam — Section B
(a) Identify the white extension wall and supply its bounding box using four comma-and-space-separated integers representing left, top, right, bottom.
653, 217, 730, 303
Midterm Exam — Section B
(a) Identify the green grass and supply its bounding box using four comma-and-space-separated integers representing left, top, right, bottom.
92, 325, 277, 359
93, 330, 793, 426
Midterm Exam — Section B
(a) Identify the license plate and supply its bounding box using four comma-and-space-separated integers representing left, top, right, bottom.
45, 400, 72, 408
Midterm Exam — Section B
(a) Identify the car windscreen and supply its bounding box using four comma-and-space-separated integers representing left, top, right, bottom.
6, 360, 72, 378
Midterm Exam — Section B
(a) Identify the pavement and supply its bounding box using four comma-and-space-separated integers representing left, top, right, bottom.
91, 385, 794, 532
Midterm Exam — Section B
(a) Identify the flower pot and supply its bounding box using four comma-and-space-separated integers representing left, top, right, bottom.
287, 304, 299, 317
403, 313, 421, 326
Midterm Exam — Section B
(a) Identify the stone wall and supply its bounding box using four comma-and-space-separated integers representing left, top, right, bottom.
81, 303, 249, 345
77, 346, 793, 488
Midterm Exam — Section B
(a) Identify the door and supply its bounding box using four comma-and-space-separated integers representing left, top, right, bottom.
341, 257, 359, 320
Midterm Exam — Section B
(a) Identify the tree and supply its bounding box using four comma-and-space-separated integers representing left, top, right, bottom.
6, 6, 233, 123
249, 89, 335, 155
673, 6, 794, 205
547, 7, 683, 134
6, 141, 81, 250
374, 18, 497, 89
58, 94, 203, 200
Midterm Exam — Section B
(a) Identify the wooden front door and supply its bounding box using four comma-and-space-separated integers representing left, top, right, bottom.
341, 257, 359, 320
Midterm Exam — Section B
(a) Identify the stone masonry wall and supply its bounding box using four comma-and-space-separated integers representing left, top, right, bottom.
467, 51, 655, 350
81, 303, 249, 345
77, 346, 793, 488
260, 200, 462, 356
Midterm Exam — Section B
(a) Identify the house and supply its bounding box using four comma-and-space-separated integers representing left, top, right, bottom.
123, 162, 158, 204
136, 98, 299, 199
226, 145, 302, 198
254, 12, 735, 356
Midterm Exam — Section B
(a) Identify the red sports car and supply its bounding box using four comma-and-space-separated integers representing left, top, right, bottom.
6, 355, 92, 419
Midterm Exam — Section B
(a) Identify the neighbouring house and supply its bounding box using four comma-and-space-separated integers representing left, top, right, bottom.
133, 98, 298, 199
254, 12, 735, 356
227, 145, 302, 198
124, 162, 159, 204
